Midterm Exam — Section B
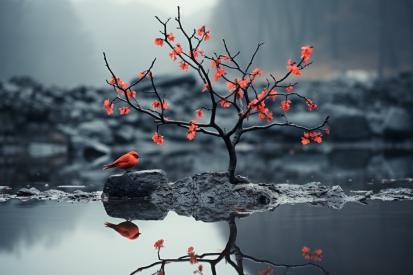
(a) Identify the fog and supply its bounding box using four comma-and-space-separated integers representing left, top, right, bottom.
1, 0, 412, 87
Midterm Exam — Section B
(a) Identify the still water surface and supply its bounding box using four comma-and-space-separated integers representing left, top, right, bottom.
0, 146, 412, 274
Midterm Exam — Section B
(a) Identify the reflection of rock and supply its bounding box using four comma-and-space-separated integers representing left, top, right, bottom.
383, 107, 412, 140
104, 201, 168, 221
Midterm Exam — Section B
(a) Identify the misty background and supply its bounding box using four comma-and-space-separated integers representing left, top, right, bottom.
1, 0, 413, 87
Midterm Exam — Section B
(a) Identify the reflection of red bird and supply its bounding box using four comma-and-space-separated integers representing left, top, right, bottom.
104, 221, 141, 240
103, 151, 140, 171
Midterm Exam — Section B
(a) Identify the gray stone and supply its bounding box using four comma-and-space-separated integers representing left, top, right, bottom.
77, 120, 114, 144
383, 107, 412, 139
16, 187, 41, 196
330, 113, 372, 140
102, 169, 168, 199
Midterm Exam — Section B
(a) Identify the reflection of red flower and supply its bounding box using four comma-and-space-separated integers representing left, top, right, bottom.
259, 266, 273, 275
154, 239, 164, 250
302, 246, 323, 261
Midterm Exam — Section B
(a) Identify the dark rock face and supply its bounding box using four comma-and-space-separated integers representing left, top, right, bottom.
383, 107, 413, 139
102, 170, 168, 199
330, 114, 372, 140
103, 201, 168, 221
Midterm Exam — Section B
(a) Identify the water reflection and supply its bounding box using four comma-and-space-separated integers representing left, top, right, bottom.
104, 221, 141, 240
132, 216, 328, 275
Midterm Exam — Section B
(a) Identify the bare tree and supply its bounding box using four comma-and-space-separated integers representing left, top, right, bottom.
102, 7, 329, 184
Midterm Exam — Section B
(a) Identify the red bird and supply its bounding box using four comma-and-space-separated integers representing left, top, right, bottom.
104, 221, 141, 240
103, 151, 140, 172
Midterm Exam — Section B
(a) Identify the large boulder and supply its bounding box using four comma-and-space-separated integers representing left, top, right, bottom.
102, 169, 168, 199
77, 120, 114, 144
383, 107, 412, 140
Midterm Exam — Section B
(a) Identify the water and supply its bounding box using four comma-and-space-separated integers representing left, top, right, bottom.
0, 145, 412, 274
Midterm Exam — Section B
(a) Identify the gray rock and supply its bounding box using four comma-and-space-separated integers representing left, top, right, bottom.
383, 107, 412, 139
77, 120, 114, 144
102, 169, 168, 199
16, 187, 41, 196
330, 113, 372, 140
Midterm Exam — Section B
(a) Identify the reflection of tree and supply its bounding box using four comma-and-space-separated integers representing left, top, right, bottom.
130, 215, 328, 275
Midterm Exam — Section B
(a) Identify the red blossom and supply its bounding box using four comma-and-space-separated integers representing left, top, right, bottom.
202, 82, 212, 92
301, 45, 313, 61
154, 38, 164, 47
325, 128, 330, 135
178, 61, 189, 71
306, 99, 318, 111
219, 99, 231, 108
195, 109, 203, 119
186, 122, 198, 140
174, 43, 183, 54
119, 107, 130, 115
167, 33, 175, 42
301, 133, 310, 145
152, 100, 168, 110
154, 239, 164, 250
139, 72, 145, 79
204, 30, 211, 41
310, 132, 323, 143
214, 67, 227, 81
280, 100, 292, 111
287, 60, 301, 76
152, 132, 165, 145
126, 90, 136, 99
103, 99, 114, 115
286, 86, 293, 92
197, 25, 205, 36
211, 58, 221, 69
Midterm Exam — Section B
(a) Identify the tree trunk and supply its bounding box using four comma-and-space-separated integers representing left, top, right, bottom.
224, 136, 238, 184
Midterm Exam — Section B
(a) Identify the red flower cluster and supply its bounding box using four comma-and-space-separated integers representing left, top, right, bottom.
301, 132, 323, 145
287, 59, 301, 76
168, 43, 183, 61
152, 100, 168, 110
193, 264, 203, 274
302, 246, 323, 261
219, 99, 231, 108
186, 121, 198, 140
152, 132, 165, 145
154, 38, 164, 47
306, 99, 318, 111
251, 67, 262, 83
188, 246, 198, 264
178, 61, 189, 71
280, 100, 292, 111
202, 82, 212, 92
167, 32, 175, 42
197, 25, 210, 41
154, 239, 164, 251
214, 67, 227, 81
189, 48, 204, 58
286, 85, 293, 92
259, 266, 274, 275
119, 107, 130, 115
301, 45, 313, 65
103, 99, 114, 115
195, 109, 203, 119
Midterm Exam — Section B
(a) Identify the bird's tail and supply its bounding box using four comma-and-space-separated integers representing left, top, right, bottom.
102, 164, 115, 170
104, 221, 116, 229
